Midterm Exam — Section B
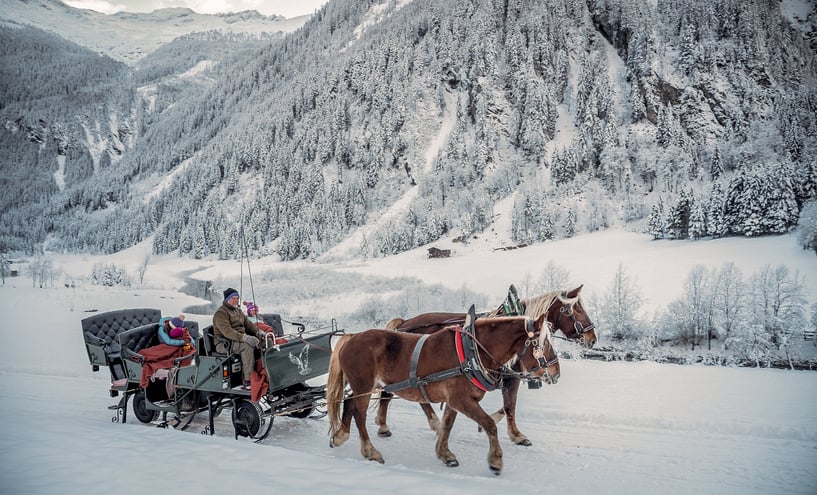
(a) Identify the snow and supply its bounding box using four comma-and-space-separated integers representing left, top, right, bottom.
322, 88, 457, 261
1, 231, 816, 494
54, 155, 66, 191
780, 0, 816, 32
345, 0, 414, 49
2, 0, 310, 64
64, 0, 329, 20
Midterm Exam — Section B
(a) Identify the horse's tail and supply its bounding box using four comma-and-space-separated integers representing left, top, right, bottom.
384, 317, 405, 331
327, 334, 351, 436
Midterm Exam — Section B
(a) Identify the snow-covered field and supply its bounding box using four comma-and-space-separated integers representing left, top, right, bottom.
1, 231, 816, 494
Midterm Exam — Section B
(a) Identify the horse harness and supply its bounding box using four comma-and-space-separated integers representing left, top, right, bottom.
382, 306, 553, 401
556, 291, 596, 338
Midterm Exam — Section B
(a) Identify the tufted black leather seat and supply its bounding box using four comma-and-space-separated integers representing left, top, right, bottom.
81, 308, 161, 382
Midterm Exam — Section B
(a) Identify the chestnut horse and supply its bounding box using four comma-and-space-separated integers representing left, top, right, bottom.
327, 306, 559, 474
378, 285, 596, 446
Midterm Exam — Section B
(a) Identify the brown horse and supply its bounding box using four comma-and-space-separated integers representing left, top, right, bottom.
378, 285, 596, 446
327, 307, 559, 474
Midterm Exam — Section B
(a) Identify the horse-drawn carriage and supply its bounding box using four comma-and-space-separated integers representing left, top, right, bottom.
80, 284, 597, 474
81, 308, 342, 441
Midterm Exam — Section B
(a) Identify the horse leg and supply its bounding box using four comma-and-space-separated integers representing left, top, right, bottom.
502, 374, 532, 446
453, 399, 503, 475
420, 403, 441, 432
330, 396, 354, 448
351, 394, 384, 464
435, 405, 459, 467
375, 391, 393, 437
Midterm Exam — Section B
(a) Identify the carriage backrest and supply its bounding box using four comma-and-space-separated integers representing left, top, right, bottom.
259, 313, 284, 337
183, 320, 200, 342
118, 320, 201, 384
201, 325, 223, 357
81, 308, 161, 380
118, 321, 201, 354
119, 323, 160, 355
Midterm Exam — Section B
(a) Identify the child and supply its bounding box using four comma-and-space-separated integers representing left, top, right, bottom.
158, 315, 195, 351
243, 301, 288, 345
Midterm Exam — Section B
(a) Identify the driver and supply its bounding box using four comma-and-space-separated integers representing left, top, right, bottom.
213, 288, 267, 389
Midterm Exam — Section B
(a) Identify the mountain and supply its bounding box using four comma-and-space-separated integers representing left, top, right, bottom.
0, 0, 308, 64
1, 0, 816, 261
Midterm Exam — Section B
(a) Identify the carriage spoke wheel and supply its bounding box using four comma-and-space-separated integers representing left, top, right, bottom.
133, 390, 158, 424
232, 399, 273, 443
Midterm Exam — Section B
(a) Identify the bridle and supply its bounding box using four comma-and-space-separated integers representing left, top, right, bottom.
555, 295, 595, 341
516, 318, 559, 383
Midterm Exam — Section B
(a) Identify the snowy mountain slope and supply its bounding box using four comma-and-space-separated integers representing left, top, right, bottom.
2, 0, 816, 264
0, 0, 309, 63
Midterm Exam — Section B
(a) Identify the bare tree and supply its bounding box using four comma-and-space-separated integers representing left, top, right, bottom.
598, 263, 644, 341
0, 252, 9, 285
534, 260, 571, 293
810, 303, 817, 347
137, 250, 151, 286
712, 262, 746, 348
683, 265, 712, 351
747, 265, 807, 369
27, 256, 53, 288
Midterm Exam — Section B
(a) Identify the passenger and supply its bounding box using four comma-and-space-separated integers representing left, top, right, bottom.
158, 315, 194, 351
243, 301, 288, 345
213, 288, 267, 389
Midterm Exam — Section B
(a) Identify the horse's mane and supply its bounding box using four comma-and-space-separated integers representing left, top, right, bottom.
516, 290, 581, 331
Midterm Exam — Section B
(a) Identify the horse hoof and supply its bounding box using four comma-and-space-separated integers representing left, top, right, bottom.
371, 458, 385, 464
445, 459, 459, 467
516, 438, 532, 447
378, 430, 392, 438
489, 466, 502, 476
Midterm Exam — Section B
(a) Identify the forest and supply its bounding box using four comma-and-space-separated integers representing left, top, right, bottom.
0, 0, 816, 260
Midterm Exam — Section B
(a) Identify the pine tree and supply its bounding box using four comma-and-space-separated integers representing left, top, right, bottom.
689, 201, 707, 239
667, 189, 693, 239
647, 200, 665, 239
707, 182, 727, 237
710, 147, 724, 180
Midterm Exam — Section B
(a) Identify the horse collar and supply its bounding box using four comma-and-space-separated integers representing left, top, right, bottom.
454, 325, 498, 392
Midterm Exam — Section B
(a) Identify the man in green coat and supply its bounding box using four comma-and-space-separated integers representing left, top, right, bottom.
213, 287, 267, 389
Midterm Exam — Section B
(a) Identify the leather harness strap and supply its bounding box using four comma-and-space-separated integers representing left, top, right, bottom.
383, 305, 500, 399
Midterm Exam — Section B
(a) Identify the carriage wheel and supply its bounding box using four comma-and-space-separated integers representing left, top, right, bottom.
232, 399, 273, 442
133, 390, 158, 424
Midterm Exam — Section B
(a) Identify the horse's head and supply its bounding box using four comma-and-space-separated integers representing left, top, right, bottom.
517, 313, 560, 385
545, 285, 597, 348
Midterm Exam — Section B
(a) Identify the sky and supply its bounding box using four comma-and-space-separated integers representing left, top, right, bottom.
62, 0, 330, 18
0, 231, 816, 494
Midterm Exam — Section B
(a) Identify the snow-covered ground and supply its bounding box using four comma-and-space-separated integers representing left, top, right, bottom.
1, 231, 816, 493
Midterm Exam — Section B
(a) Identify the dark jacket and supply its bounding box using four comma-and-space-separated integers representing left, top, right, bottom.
213, 302, 260, 343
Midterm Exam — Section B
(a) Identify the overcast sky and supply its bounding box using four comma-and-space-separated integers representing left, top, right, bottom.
62, 0, 330, 18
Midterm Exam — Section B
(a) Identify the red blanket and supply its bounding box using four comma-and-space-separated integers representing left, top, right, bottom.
250, 358, 268, 402
138, 344, 195, 388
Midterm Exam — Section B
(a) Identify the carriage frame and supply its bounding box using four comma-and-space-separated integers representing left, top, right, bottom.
81, 308, 341, 441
